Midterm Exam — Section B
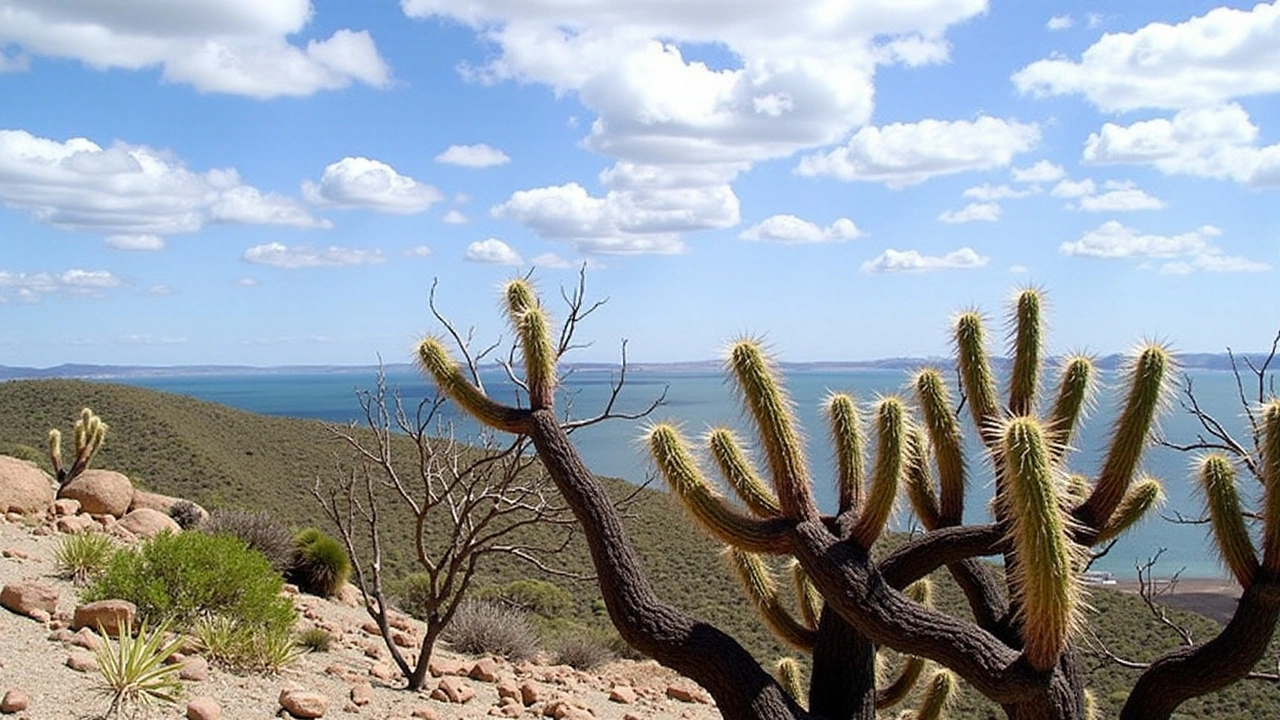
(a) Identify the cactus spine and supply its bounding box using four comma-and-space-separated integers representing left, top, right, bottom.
707, 428, 782, 518
1198, 454, 1258, 587
727, 548, 817, 649
953, 311, 1000, 448
1095, 477, 1164, 544
850, 397, 906, 549
825, 392, 866, 515
1047, 355, 1095, 463
1261, 400, 1280, 575
504, 279, 557, 409
1008, 289, 1042, 418
773, 658, 805, 709
913, 370, 965, 525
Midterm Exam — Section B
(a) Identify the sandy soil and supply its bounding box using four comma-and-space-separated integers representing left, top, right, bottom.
0, 515, 721, 720
1111, 577, 1242, 625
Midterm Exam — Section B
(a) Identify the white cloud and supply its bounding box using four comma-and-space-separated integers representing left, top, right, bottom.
0, 129, 328, 236
1046, 15, 1073, 31
962, 184, 1035, 201
1014, 2, 1280, 111
146, 284, 175, 295
302, 157, 443, 214
402, 245, 433, 257
0, 2, 390, 98
105, 234, 165, 251
242, 243, 387, 269
1075, 187, 1164, 212
441, 209, 469, 224
860, 247, 988, 273
529, 253, 601, 270
938, 202, 1000, 223
118, 334, 188, 346
738, 215, 863, 243
1060, 220, 1268, 274
1011, 160, 1065, 183
1009, 264, 1029, 274
1082, 104, 1280, 187
796, 116, 1039, 187
435, 144, 511, 168
1050, 178, 1096, 198
235, 277, 260, 287
0, 268, 123, 302
465, 238, 523, 265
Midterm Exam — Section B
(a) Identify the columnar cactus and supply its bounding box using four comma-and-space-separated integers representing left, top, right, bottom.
419, 280, 1280, 720
49, 407, 107, 484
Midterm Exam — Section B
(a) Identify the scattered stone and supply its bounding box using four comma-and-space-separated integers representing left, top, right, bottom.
609, 686, 637, 704
57, 470, 133, 518
279, 688, 329, 719
0, 456, 55, 516
665, 685, 707, 704
47, 628, 74, 643
73, 599, 137, 636
490, 705, 523, 718
434, 677, 475, 704
118, 508, 181, 538
368, 662, 397, 682
186, 696, 221, 720
179, 655, 210, 681
1, 580, 59, 619
66, 651, 96, 672
1, 689, 30, 713
55, 515, 98, 534
519, 681, 541, 706
391, 630, 416, 648
349, 681, 373, 707
429, 657, 469, 677
359, 621, 380, 636
410, 708, 439, 720
1, 548, 29, 559
495, 678, 521, 702
53, 498, 81, 516
387, 611, 413, 632
70, 627, 103, 651
470, 657, 500, 683
335, 583, 362, 608
362, 640, 384, 659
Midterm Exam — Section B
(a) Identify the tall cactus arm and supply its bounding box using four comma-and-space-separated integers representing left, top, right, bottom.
647, 424, 791, 554
1000, 417, 1084, 672
1093, 477, 1164, 545
876, 654, 927, 710
1197, 454, 1259, 587
953, 311, 1002, 449
905, 427, 942, 531
773, 658, 806, 710
825, 393, 866, 516
727, 341, 818, 522
504, 279, 558, 410
909, 669, 959, 720
48, 429, 64, 481
849, 397, 906, 549
1261, 400, 1280, 575
788, 560, 823, 629
728, 549, 818, 649
417, 338, 533, 434
1008, 288, 1043, 418
914, 370, 965, 525
1076, 343, 1171, 530
706, 427, 782, 518
1046, 355, 1095, 464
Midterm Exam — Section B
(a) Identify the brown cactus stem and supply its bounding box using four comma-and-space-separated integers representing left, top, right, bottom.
1261, 400, 1280, 575
880, 525, 1011, 636
914, 370, 965, 525
808, 605, 877, 720
526, 409, 809, 720
1122, 576, 1280, 720
1008, 289, 1042, 418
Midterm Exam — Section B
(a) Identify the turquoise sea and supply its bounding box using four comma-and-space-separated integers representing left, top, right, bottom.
119, 365, 1259, 580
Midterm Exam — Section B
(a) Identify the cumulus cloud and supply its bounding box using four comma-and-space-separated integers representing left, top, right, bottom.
146, 284, 175, 295
1075, 186, 1164, 212
106, 234, 165, 251
796, 116, 1040, 187
0, 129, 329, 236
1082, 104, 1280, 187
402, 245, 433, 257
1050, 178, 1096, 198
860, 247, 988, 273
738, 215, 863, 243
1060, 220, 1268, 274
435, 144, 511, 168
1014, 2, 1280, 111
441, 209, 469, 224
0, 268, 123, 302
938, 202, 1000, 223
962, 184, 1037, 201
465, 238, 523, 265
1011, 160, 1065, 183
1046, 15, 1073, 31
302, 157, 443, 214
242, 243, 387, 269
0, 1, 390, 98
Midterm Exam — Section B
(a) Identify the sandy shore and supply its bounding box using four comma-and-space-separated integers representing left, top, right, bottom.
1111, 577, 1242, 624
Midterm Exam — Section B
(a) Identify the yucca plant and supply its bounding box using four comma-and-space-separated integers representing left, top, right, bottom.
93, 620, 184, 719
54, 531, 117, 585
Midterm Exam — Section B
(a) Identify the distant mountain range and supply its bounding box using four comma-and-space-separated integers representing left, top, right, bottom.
1, 352, 1272, 381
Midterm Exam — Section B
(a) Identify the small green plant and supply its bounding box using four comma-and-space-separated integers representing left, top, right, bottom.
54, 532, 117, 585
93, 620, 184, 719
296, 627, 334, 653
200, 508, 294, 574
442, 600, 539, 662
193, 615, 303, 674
83, 531, 296, 635
289, 527, 351, 597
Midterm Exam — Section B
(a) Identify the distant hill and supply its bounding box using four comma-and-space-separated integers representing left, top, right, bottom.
1, 379, 1277, 718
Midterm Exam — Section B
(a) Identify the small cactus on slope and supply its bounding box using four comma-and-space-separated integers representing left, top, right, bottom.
49, 407, 108, 485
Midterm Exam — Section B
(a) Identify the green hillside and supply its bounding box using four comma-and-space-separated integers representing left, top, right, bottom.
2, 378, 1278, 718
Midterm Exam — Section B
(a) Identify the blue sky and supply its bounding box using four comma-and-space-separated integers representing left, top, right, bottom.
1, 0, 1277, 367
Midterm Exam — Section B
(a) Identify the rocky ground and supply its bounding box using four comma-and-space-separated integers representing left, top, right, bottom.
0, 511, 721, 720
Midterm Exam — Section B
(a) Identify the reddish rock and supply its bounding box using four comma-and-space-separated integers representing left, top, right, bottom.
435, 677, 475, 704
349, 681, 374, 707
1, 581, 58, 619
609, 686, 637, 704
368, 662, 397, 682
1, 548, 29, 559
1, 689, 30, 713
279, 688, 329, 718
392, 630, 416, 648
495, 678, 521, 702
66, 651, 96, 672
70, 627, 103, 651
73, 599, 137, 636
428, 656, 469, 677
410, 708, 439, 720
52, 498, 81, 516
665, 685, 707, 704
470, 657, 500, 683
519, 681, 541, 706
55, 515, 97, 534
179, 655, 210, 681
186, 696, 220, 720
58, 469, 133, 518
118, 508, 181, 538
0, 456, 55, 515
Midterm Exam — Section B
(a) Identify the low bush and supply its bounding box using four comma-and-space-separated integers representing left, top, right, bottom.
289, 527, 351, 597
167, 501, 204, 531
82, 531, 296, 636
200, 508, 294, 574
476, 579, 574, 619
193, 615, 303, 674
54, 532, 117, 585
552, 633, 616, 670
442, 600, 539, 662
296, 627, 334, 653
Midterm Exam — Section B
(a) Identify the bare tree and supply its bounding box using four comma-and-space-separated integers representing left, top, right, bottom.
313, 370, 574, 690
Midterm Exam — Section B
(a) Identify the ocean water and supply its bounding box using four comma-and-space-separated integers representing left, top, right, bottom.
120, 365, 1258, 580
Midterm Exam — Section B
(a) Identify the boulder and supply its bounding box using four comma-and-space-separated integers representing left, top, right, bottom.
279, 687, 328, 718
118, 508, 181, 538
1, 581, 59, 619
58, 470, 133, 518
433, 677, 475, 704
73, 599, 136, 636
186, 696, 220, 720
0, 456, 55, 515
0, 689, 30, 713
56, 515, 97, 535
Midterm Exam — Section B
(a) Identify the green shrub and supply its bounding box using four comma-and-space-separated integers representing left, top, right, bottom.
476, 579, 574, 619
552, 633, 616, 670
200, 508, 294, 574
443, 600, 539, 661
296, 627, 334, 653
167, 501, 204, 531
54, 532, 118, 585
289, 527, 351, 597
392, 571, 437, 620
83, 531, 296, 635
